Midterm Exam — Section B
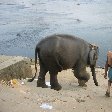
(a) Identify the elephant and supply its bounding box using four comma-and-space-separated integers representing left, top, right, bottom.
28, 34, 99, 91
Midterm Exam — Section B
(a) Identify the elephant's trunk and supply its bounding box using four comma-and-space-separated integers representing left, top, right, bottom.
91, 66, 98, 86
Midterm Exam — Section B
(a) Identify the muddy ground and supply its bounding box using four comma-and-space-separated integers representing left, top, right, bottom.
0, 65, 112, 112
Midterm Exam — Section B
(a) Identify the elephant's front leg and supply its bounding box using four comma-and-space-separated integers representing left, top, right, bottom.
50, 72, 62, 91
73, 66, 90, 87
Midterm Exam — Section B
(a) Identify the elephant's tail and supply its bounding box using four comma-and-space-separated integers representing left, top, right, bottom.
28, 46, 38, 82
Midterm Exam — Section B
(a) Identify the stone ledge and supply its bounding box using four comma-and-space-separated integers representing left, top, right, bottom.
0, 55, 33, 81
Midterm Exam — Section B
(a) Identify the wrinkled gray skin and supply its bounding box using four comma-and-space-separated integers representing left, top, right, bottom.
29, 34, 99, 90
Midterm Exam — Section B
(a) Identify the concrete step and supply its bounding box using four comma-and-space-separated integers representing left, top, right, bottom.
0, 55, 33, 81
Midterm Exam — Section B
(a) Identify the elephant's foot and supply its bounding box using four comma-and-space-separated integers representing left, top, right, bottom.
78, 80, 87, 87
79, 83, 87, 87
105, 91, 110, 97
51, 83, 62, 91
94, 81, 98, 86
37, 78, 48, 88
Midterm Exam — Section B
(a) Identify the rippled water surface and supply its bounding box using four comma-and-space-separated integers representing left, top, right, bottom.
0, 0, 112, 67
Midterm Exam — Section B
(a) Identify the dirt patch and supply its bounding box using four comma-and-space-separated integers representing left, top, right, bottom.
0, 65, 112, 112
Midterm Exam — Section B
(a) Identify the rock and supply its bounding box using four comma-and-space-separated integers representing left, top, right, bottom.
0, 55, 32, 81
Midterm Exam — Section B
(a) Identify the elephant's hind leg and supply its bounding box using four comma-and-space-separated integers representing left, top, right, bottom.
37, 62, 48, 88
49, 71, 62, 91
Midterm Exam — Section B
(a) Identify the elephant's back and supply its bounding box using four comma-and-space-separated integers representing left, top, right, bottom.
37, 34, 88, 48
37, 34, 89, 59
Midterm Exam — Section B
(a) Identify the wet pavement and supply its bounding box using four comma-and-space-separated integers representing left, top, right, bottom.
0, 0, 112, 67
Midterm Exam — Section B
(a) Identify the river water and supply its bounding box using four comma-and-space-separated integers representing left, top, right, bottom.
0, 0, 112, 67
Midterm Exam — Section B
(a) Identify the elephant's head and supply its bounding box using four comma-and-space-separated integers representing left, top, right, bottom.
88, 44, 99, 86
89, 44, 99, 66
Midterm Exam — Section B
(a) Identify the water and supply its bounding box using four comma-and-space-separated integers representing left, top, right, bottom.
0, 0, 112, 67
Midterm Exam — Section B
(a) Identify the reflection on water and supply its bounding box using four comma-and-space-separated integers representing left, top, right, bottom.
0, 0, 112, 67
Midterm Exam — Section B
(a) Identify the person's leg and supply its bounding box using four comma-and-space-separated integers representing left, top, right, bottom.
105, 80, 111, 97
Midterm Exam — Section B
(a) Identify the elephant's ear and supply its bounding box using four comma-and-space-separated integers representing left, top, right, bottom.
89, 44, 93, 50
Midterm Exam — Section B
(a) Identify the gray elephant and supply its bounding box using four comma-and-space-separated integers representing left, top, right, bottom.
28, 34, 99, 90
